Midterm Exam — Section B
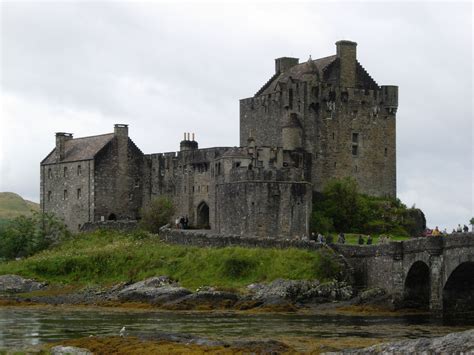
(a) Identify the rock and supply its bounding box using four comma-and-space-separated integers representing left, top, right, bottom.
339, 329, 474, 354
0, 274, 47, 293
50, 345, 92, 355
163, 290, 239, 310
117, 277, 191, 304
247, 279, 353, 304
358, 287, 386, 303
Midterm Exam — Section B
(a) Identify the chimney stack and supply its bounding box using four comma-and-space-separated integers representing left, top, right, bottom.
336, 40, 357, 88
55, 132, 73, 161
275, 57, 299, 74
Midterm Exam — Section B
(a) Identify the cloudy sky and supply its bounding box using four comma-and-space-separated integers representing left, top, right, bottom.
0, 1, 472, 230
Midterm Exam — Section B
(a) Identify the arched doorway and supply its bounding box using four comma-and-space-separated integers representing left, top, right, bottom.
197, 202, 210, 229
108, 213, 117, 221
443, 262, 474, 315
404, 261, 430, 309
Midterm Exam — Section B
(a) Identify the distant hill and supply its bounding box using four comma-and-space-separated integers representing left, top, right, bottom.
0, 192, 40, 220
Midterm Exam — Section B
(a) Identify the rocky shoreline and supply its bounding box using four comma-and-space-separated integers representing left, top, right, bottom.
0, 274, 373, 313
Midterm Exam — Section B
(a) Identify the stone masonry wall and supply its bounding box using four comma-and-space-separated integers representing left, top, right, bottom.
41, 160, 94, 232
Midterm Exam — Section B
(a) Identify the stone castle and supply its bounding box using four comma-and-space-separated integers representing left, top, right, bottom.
40, 40, 398, 237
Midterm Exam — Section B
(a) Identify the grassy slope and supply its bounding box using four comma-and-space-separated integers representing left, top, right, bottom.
0, 231, 336, 290
0, 192, 39, 220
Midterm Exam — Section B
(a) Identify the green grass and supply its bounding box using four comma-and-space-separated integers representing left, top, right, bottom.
340, 233, 409, 245
0, 230, 340, 290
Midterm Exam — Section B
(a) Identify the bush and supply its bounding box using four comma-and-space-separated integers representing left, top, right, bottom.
0, 212, 69, 260
139, 197, 175, 233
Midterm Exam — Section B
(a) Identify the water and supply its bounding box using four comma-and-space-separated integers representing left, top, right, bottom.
0, 306, 472, 351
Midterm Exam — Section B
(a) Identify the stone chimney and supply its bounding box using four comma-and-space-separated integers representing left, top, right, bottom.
336, 40, 357, 88
180, 132, 198, 151
114, 124, 129, 138
55, 132, 73, 161
275, 57, 299, 74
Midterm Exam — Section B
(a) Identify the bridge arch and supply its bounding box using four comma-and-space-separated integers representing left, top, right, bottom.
404, 260, 430, 309
443, 261, 474, 314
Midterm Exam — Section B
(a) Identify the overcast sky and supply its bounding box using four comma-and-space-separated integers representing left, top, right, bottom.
0, 1, 472, 230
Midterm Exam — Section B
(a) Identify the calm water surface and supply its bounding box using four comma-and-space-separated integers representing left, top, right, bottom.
0, 306, 472, 351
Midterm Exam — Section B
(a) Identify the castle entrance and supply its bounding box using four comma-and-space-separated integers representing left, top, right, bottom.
197, 202, 210, 229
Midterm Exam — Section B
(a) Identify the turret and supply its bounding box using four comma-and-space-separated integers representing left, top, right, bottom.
381, 85, 398, 115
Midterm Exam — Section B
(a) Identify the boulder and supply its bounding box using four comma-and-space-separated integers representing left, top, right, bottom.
247, 279, 353, 303
0, 274, 47, 293
340, 329, 474, 354
117, 276, 191, 304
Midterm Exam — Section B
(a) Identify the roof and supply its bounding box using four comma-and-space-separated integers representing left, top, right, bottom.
256, 55, 337, 96
220, 147, 250, 159
42, 133, 114, 165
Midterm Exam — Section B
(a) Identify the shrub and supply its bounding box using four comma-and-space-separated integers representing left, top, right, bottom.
220, 255, 256, 279
139, 197, 175, 233
0, 212, 69, 260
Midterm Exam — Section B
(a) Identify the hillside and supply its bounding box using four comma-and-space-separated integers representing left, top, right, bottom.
0, 192, 40, 220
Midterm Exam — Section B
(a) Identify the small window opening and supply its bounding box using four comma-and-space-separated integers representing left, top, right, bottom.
77, 165, 82, 176
47, 191, 52, 202
352, 145, 358, 156
334, 162, 337, 168
77, 188, 81, 199
355, 165, 358, 172
289, 89, 294, 109
48, 168, 53, 179
332, 132, 335, 140
234, 161, 241, 168
352, 133, 359, 143
384, 147, 388, 157
63, 189, 68, 200
63, 167, 68, 177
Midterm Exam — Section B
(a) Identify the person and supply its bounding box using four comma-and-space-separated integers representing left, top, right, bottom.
310, 232, 316, 242
432, 226, 440, 236
358, 235, 364, 245
184, 215, 189, 229
175, 217, 180, 229
179, 216, 185, 229
452, 228, 456, 234
457, 224, 462, 233
337, 233, 345, 244
366, 235, 373, 245
442, 228, 447, 235
317, 233, 324, 244
463, 224, 469, 233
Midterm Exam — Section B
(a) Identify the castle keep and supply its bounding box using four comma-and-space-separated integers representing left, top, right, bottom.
41, 40, 398, 237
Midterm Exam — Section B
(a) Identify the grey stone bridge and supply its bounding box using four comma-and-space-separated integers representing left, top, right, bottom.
334, 233, 474, 313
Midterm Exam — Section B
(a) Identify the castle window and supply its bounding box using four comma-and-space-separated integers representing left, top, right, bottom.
47, 191, 52, 202
198, 185, 201, 192
129, 193, 133, 201
134, 179, 140, 188
332, 133, 335, 140
77, 165, 82, 176
352, 145, 358, 156
234, 161, 241, 168
48, 168, 53, 179
289, 89, 294, 109
355, 165, 358, 173
77, 188, 81, 199
384, 147, 388, 157
352, 133, 359, 143
334, 162, 337, 168
207, 185, 209, 192
63, 167, 68, 177
63, 189, 68, 200
184, 186, 186, 193
192, 186, 195, 192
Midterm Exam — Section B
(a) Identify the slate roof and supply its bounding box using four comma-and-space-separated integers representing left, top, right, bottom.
256, 55, 337, 96
41, 133, 114, 165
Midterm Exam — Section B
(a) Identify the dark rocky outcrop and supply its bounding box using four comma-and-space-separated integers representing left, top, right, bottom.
338, 329, 474, 354
0, 274, 47, 293
116, 276, 191, 304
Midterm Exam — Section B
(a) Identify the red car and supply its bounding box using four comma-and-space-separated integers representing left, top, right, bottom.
421, 229, 432, 237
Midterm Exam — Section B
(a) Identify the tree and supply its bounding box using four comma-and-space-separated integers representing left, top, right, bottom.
0, 212, 69, 260
139, 197, 175, 233
470, 217, 474, 232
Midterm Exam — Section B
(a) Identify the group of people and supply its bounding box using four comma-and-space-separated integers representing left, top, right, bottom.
429, 224, 470, 237
175, 216, 189, 229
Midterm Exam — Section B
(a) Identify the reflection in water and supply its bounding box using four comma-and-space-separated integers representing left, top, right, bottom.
0, 307, 472, 350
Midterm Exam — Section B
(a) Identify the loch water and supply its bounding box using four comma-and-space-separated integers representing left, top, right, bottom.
0, 307, 472, 351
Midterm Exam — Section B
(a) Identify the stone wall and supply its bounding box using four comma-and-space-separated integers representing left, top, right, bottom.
40, 160, 94, 232
161, 228, 323, 251
80, 220, 138, 232
94, 136, 144, 222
